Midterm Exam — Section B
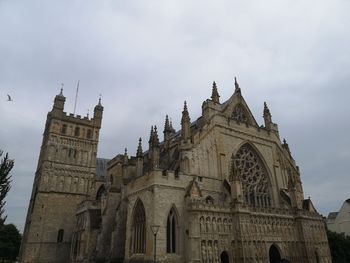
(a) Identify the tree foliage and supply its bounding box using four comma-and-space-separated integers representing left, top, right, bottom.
0, 223, 21, 261
0, 150, 14, 225
327, 230, 350, 263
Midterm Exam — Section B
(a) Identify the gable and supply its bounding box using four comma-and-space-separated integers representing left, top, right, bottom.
185, 178, 202, 199
221, 91, 259, 127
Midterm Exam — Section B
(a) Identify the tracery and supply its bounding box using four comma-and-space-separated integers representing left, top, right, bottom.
232, 144, 272, 207
132, 199, 146, 253
232, 105, 249, 124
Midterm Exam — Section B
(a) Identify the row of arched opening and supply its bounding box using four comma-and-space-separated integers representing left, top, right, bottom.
131, 199, 178, 254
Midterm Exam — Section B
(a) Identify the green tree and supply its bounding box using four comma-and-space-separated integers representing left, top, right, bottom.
0, 223, 21, 261
0, 150, 14, 225
327, 230, 350, 263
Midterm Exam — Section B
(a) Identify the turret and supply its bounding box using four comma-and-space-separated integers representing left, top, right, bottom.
263, 102, 272, 130
181, 101, 191, 142
52, 87, 66, 117
93, 97, 104, 128
211, 81, 220, 104
136, 138, 143, 177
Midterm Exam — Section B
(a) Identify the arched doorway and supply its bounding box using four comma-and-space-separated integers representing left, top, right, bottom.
269, 245, 281, 263
220, 251, 229, 263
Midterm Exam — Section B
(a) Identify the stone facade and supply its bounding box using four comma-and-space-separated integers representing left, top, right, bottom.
21, 80, 332, 263
19, 89, 103, 263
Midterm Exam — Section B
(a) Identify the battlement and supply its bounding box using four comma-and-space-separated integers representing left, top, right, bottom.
60, 111, 95, 126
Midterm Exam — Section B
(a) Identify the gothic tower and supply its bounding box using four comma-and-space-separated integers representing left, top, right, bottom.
19, 89, 103, 263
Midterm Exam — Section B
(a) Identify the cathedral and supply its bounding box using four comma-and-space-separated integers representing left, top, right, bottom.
19, 79, 332, 263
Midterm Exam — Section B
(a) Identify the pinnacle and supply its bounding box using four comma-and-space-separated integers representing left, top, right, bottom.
164, 115, 171, 132
234, 77, 241, 93
211, 81, 220, 103
137, 137, 143, 157
263, 101, 271, 116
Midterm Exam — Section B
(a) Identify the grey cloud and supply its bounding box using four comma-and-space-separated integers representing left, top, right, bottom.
1, 0, 349, 231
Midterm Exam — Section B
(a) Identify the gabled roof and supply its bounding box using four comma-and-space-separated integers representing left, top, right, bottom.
303, 199, 317, 213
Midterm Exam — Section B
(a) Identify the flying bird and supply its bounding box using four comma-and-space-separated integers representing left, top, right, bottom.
7, 94, 13, 101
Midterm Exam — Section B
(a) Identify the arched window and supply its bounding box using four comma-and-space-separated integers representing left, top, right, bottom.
231, 143, 272, 207
96, 185, 106, 201
57, 229, 64, 243
167, 208, 178, 253
61, 124, 67, 134
132, 199, 146, 254
205, 196, 214, 204
87, 129, 92, 139
75, 127, 80, 137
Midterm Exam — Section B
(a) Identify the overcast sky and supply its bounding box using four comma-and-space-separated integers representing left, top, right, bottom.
0, 0, 349, 232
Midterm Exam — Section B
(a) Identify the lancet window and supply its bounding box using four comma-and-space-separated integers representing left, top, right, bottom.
231, 143, 272, 207
132, 199, 146, 254
166, 208, 178, 253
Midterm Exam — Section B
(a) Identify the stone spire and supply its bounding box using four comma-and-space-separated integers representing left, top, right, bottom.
149, 126, 160, 170
263, 102, 272, 130
136, 138, 143, 157
153, 126, 160, 147
148, 125, 154, 149
181, 101, 191, 141
164, 115, 172, 147
211, 81, 220, 103
169, 118, 176, 134
234, 77, 241, 94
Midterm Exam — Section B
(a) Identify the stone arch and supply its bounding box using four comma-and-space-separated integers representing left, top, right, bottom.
269, 244, 282, 263
96, 184, 106, 201
131, 198, 146, 254
230, 142, 273, 207
205, 195, 214, 204
220, 250, 230, 263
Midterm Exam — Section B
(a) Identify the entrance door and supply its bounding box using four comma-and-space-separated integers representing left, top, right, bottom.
269, 245, 281, 263
220, 251, 229, 263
